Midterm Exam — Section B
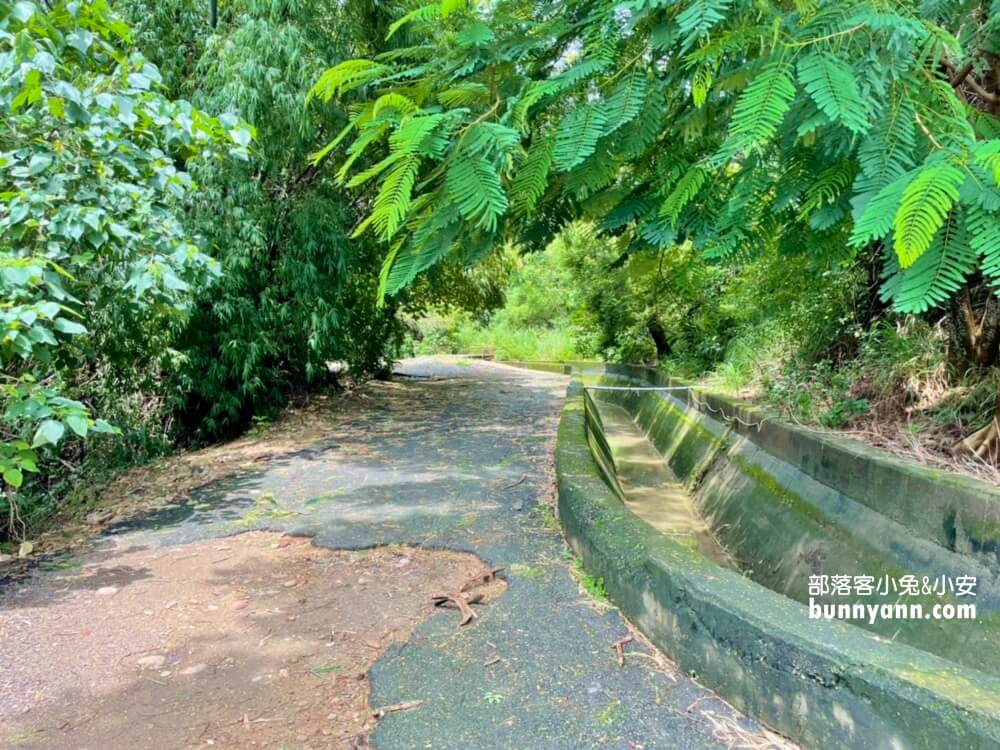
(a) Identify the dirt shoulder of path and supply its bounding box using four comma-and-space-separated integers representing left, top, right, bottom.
7, 383, 402, 569
0, 531, 504, 750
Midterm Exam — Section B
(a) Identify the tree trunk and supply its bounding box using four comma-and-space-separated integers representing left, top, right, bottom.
647, 316, 671, 359
955, 287, 1000, 366
950, 285, 1000, 463
959, 390, 1000, 464
859, 242, 889, 330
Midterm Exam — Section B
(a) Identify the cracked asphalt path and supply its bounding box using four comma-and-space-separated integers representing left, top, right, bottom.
8, 357, 775, 749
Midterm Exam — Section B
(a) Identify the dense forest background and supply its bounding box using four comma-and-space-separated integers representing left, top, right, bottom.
1, 0, 999, 543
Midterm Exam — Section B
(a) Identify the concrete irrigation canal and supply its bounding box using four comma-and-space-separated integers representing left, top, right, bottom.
554, 364, 1000, 749
2, 357, 1000, 749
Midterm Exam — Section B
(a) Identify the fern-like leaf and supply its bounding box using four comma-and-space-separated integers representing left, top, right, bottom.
372, 93, 418, 119
351, 114, 447, 238
850, 173, 909, 247
603, 73, 647, 135
660, 166, 706, 227
847, 10, 927, 38
968, 206, 1000, 287
796, 53, 869, 135
457, 23, 495, 47
714, 62, 796, 162
885, 210, 976, 313
438, 82, 489, 108
975, 140, 1000, 186
854, 89, 916, 197
446, 156, 508, 231
801, 161, 855, 214
512, 135, 554, 215
677, 0, 731, 45
553, 101, 609, 171
379, 221, 459, 297
308, 60, 388, 102
355, 153, 421, 240
598, 193, 653, 231
614, 83, 666, 160
552, 59, 611, 90
463, 122, 521, 158
335, 121, 389, 183
893, 163, 965, 267
561, 147, 617, 199
512, 80, 560, 132
691, 64, 713, 107
387, 4, 441, 40
638, 212, 677, 248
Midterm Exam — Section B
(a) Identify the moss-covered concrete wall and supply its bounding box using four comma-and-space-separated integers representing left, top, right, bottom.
555, 384, 1000, 749
594, 364, 1000, 571
568, 366, 1000, 678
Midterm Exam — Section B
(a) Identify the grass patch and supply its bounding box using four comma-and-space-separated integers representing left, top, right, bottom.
596, 700, 625, 726
573, 557, 608, 602
38, 557, 81, 571
510, 563, 545, 580
538, 501, 560, 530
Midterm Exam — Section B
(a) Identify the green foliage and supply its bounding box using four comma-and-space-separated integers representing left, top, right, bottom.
716, 62, 797, 162
554, 102, 609, 171
893, 163, 965, 267
447, 156, 509, 231
412, 232, 599, 360
653, 245, 865, 390
677, 0, 731, 45
511, 136, 554, 215
312, 0, 1000, 321
796, 52, 869, 135
0, 0, 245, 535
123, 0, 410, 442
882, 210, 978, 313
415, 222, 732, 365
573, 556, 607, 602
756, 318, 964, 432
661, 167, 707, 227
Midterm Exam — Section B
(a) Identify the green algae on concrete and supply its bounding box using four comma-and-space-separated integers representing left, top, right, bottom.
568, 368, 1000, 678
555, 389, 1000, 749
569, 362, 1000, 576
593, 396, 732, 567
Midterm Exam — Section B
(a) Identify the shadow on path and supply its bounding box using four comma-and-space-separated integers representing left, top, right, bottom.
1, 357, 779, 750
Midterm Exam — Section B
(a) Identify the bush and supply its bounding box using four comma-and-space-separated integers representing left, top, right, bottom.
0, 1, 248, 539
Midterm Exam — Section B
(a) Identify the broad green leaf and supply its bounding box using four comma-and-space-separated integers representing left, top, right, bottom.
66, 415, 89, 438
32, 419, 65, 448
3, 467, 23, 488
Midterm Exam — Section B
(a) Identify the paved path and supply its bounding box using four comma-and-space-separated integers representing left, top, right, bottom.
17, 357, 774, 749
